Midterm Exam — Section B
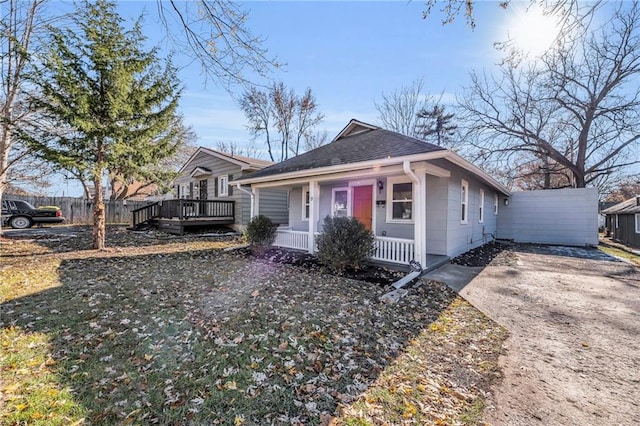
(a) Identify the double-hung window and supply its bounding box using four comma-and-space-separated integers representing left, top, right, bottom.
635, 214, 640, 234
218, 175, 229, 197
461, 179, 469, 224
387, 177, 413, 222
302, 187, 310, 221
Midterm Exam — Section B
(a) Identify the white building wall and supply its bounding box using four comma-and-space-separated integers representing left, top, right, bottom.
497, 187, 598, 246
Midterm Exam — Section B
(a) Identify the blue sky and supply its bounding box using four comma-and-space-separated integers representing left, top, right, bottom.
49, 0, 536, 196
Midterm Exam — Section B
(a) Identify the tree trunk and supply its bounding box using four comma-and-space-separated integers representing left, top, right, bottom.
92, 172, 105, 249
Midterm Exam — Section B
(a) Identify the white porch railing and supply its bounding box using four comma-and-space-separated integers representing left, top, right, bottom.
274, 229, 309, 250
273, 229, 415, 265
372, 236, 415, 264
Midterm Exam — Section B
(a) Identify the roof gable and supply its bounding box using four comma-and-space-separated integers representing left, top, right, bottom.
178, 147, 273, 175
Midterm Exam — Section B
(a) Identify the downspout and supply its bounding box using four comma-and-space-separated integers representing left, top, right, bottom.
402, 160, 424, 269
236, 184, 255, 218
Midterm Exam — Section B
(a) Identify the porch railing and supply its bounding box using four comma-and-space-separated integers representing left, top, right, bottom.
274, 229, 310, 250
372, 236, 415, 264
272, 229, 415, 264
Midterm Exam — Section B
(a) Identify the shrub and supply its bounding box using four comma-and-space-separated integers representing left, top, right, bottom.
245, 215, 277, 251
316, 216, 375, 273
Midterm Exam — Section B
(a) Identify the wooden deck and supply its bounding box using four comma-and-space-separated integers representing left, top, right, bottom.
131, 199, 235, 235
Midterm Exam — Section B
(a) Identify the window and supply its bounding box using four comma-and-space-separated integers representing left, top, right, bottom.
461, 179, 469, 224
494, 193, 499, 215
479, 189, 485, 223
387, 177, 413, 222
218, 175, 229, 197
302, 187, 310, 220
615, 214, 619, 229
636, 214, 640, 234
332, 188, 349, 217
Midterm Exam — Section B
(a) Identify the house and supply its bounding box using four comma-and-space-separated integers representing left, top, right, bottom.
233, 119, 511, 268
131, 148, 288, 234
602, 196, 640, 249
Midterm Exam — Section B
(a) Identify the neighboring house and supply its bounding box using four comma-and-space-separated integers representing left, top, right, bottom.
602, 196, 640, 249
131, 148, 288, 233
233, 119, 511, 268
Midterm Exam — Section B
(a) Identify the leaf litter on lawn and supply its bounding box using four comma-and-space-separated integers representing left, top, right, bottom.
1, 227, 507, 425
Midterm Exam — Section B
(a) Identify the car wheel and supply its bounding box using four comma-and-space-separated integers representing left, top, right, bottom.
10, 216, 32, 229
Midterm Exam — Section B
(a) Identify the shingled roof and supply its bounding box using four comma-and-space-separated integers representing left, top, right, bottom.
240, 124, 446, 181
602, 196, 640, 214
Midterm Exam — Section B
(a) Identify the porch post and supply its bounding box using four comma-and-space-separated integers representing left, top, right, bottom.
416, 172, 427, 267
252, 188, 260, 218
308, 180, 319, 253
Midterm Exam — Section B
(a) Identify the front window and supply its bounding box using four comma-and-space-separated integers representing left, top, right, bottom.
387, 177, 413, 222
332, 188, 349, 217
218, 175, 229, 197
636, 214, 640, 234
302, 187, 310, 220
461, 179, 469, 224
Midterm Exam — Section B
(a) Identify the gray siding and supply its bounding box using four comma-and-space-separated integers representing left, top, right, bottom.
497, 188, 598, 246
288, 187, 308, 231
444, 164, 500, 258
425, 175, 448, 255
609, 214, 640, 249
174, 151, 287, 226
257, 189, 289, 226
375, 176, 414, 240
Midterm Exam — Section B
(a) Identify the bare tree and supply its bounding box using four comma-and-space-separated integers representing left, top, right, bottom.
214, 140, 263, 159
239, 82, 324, 162
0, 0, 48, 233
459, 2, 640, 189
155, 1, 279, 88
303, 130, 329, 152
374, 78, 433, 138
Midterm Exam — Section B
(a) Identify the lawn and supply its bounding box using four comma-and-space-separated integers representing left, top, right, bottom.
1, 227, 507, 425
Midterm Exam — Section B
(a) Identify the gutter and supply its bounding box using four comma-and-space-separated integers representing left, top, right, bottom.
235, 184, 255, 217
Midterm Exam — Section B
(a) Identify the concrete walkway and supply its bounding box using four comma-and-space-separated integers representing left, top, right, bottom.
425, 247, 640, 426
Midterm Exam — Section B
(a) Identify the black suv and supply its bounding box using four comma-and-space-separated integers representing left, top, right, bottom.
1, 199, 65, 229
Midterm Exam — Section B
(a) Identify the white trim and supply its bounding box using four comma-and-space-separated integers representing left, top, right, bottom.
479, 188, 485, 223
461, 179, 469, 224
494, 192, 499, 215
301, 186, 310, 221
334, 119, 379, 140
331, 187, 351, 218
386, 176, 414, 223
178, 147, 273, 174
635, 214, 640, 234
189, 167, 212, 178
218, 175, 229, 197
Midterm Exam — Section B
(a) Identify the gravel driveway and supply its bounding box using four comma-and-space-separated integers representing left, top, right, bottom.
455, 246, 639, 426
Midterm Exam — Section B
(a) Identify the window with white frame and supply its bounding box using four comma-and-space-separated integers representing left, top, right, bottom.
302, 187, 310, 221
635, 214, 640, 233
218, 175, 229, 197
494, 193, 499, 215
461, 179, 469, 224
387, 177, 413, 222
479, 189, 485, 223
332, 187, 349, 217
615, 214, 619, 229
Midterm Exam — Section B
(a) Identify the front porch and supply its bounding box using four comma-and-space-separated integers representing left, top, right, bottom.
273, 228, 449, 271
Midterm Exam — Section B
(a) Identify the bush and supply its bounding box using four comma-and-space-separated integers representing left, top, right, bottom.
316, 216, 375, 273
245, 215, 277, 251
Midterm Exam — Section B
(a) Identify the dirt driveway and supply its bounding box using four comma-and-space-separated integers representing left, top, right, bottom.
456, 246, 640, 425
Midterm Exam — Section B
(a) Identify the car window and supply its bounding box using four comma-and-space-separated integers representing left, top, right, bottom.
14, 201, 36, 210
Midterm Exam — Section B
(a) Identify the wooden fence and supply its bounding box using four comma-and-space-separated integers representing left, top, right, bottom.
3, 194, 151, 225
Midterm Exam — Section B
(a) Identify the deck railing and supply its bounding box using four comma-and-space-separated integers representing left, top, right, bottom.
131, 199, 235, 228
272, 229, 415, 264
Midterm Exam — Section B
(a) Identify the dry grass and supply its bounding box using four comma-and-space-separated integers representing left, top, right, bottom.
1, 226, 507, 425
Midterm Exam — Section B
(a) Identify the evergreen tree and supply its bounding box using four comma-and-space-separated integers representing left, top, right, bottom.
23, 0, 182, 249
